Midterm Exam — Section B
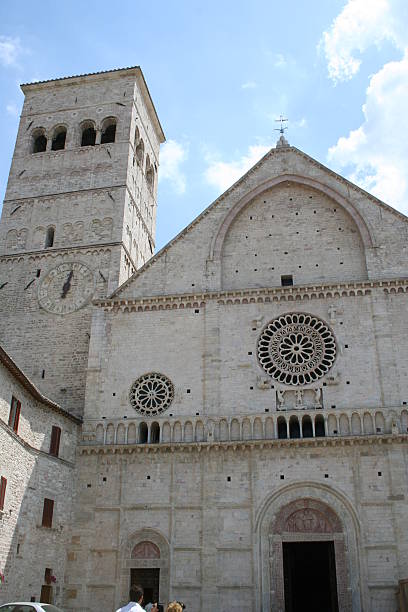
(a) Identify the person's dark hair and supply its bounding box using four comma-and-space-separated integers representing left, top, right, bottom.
177, 603, 186, 610
129, 584, 144, 602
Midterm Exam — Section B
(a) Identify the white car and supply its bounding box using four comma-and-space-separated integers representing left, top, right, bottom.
0, 604, 63, 612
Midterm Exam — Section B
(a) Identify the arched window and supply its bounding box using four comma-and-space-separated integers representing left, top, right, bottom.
45, 227, 55, 248
80, 122, 96, 147
289, 416, 300, 439
277, 416, 287, 439
32, 129, 47, 153
136, 138, 144, 165
145, 155, 154, 188
51, 126, 67, 151
146, 167, 154, 188
302, 415, 313, 438
134, 125, 140, 145
315, 415, 325, 437
151, 422, 160, 444
139, 422, 148, 444
101, 118, 117, 144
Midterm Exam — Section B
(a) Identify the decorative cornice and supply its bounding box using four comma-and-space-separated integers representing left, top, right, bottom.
3, 183, 126, 205
78, 433, 408, 456
0, 242, 119, 262
94, 278, 408, 312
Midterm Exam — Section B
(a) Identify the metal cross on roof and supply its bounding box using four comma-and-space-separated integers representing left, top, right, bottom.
275, 115, 288, 134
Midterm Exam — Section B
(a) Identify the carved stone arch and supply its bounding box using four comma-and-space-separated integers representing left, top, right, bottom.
121, 528, 170, 607
255, 481, 365, 612
210, 174, 373, 262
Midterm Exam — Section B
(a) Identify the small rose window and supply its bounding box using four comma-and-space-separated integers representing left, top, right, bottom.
129, 372, 174, 416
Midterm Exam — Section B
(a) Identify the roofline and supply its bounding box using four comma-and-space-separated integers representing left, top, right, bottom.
20, 65, 141, 89
20, 66, 165, 143
0, 345, 82, 424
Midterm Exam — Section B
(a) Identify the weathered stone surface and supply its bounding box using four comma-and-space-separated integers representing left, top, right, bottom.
1, 67, 408, 612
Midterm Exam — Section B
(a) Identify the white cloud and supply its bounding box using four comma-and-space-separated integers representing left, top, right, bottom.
321, 0, 397, 83
241, 81, 257, 89
204, 144, 272, 192
292, 117, 307, 128
159, 140, 188, 194
6, 103, 19, 117
324, 0, 408, 213
0, 36, 23, 67
274, 53, 287, 68
329, 51, 408, 210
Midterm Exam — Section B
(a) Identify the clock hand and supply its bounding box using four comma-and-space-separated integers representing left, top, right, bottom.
61, 270, 74, 298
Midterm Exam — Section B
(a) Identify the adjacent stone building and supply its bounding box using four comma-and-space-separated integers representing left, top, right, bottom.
1, 67, 408, 612
0, 345, 80, 606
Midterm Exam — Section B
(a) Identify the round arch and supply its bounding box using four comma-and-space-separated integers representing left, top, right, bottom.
209, 174, 374, 261
120, 528, 170, 607
255, 481, 366, 612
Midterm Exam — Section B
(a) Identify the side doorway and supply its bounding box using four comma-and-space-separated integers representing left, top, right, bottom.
131, 568, 160, 606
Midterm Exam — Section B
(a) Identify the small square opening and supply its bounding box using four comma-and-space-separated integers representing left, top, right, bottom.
281, 275, 293, 287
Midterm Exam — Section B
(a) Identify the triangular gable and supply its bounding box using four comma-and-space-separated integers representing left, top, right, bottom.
110, 144, 408, 300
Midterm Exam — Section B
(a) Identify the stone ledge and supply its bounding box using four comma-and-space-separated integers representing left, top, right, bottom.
95, 277, 408, 311
78, 433, 408, 455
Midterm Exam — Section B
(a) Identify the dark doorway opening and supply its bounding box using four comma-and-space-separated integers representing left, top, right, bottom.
131, 568, 160, 605
40, 584, 52, 603
283, 541, 339, 612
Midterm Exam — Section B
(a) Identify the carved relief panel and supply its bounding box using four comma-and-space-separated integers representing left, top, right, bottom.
6, 228, 28, 250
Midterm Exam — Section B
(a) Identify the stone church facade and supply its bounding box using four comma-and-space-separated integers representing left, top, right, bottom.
0, 67, 408, 612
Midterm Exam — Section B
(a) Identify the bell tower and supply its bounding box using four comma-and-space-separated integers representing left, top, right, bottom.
0, 67, 165, 416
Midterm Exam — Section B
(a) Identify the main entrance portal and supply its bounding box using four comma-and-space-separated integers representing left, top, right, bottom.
283, 541, 339, 612
131, 568, 160, 605
260, 496, 354, 611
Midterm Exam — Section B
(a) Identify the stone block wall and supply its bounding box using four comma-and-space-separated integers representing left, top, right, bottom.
65, 438, 408, 612
0, 350, 80, 606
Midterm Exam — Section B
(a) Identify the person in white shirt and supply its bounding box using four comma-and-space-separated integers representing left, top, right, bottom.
116, 584, 145, 612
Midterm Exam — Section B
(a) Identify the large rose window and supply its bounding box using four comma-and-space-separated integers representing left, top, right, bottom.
257, 313, 336, 385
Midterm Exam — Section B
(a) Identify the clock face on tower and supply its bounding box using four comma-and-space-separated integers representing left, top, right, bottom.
38, 262, 95, 315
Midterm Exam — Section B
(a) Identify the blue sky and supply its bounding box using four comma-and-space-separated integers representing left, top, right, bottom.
1, 0, 407, 250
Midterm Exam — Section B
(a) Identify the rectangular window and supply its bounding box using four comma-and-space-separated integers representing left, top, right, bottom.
0, 476, 7, 511
8, 396, 21, 433
49, 426, 61, 457
41, 498, 54, 528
